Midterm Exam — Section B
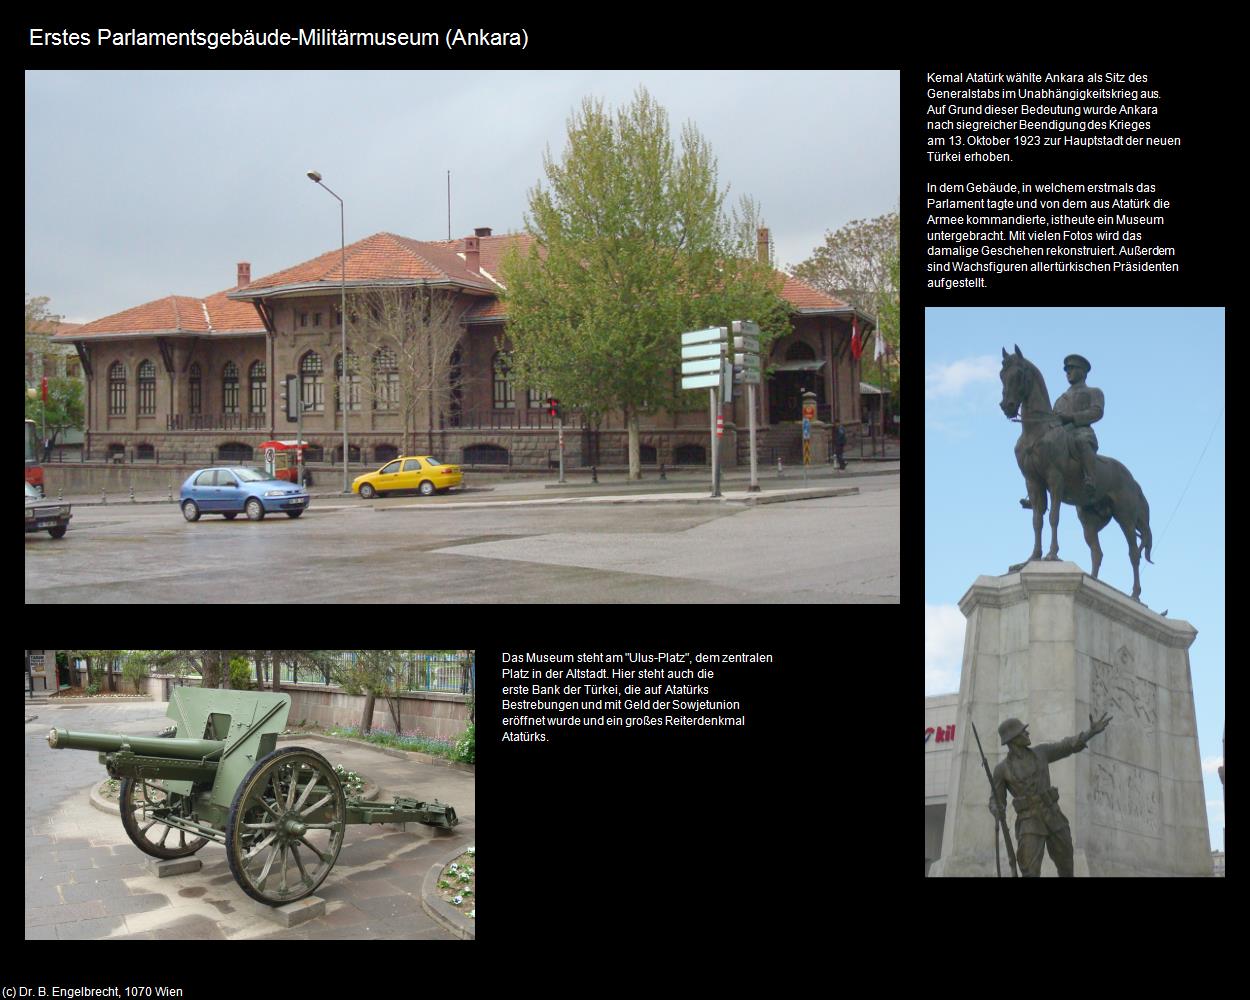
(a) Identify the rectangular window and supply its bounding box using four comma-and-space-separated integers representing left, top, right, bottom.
251, 379, 266, 415
314, 312, 323, 327
138, 380, 155, 416
109, 380, 126, 416
223, 381, 240, 415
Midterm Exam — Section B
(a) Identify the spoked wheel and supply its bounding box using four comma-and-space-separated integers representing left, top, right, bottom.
226, 747, 346, 906
118, 777, 210, 859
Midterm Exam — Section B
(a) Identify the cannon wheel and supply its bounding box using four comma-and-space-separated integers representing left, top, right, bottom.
118, 777, 211, 859
225, 746, 346, 906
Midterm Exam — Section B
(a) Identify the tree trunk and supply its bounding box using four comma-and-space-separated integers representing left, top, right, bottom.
255, 652, 267, 690
627, 408, 641, 480
360, 691, 376, 735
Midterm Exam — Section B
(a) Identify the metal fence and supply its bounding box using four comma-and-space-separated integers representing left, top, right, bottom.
280, 650, 474, 695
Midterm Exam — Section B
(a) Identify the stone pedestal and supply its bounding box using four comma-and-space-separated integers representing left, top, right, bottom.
928, 561, 1212, 877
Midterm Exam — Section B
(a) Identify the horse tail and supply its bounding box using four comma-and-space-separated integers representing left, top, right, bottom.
1137, 492, 1153, 564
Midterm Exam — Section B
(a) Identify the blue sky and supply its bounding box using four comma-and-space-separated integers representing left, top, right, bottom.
925, 308, 1226, 851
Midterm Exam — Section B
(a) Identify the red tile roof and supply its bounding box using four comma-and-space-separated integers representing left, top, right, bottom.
59, 289, 266, 339
57, 230, 862, 339
231, 232, 509, 297
778, 274, 852, 311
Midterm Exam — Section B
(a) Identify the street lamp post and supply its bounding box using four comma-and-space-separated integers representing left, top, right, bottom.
306, 170, 350, 493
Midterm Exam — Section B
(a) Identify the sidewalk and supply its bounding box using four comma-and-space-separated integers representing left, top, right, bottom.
45, 459, 898, 508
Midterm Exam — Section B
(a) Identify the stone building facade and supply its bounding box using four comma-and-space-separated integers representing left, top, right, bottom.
58, 228, 874, 471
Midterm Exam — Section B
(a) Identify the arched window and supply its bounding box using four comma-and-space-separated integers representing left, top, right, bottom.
108, 362, 127, 415
188, 362, 202, 415
785, 340, 817, 361
137, 359, 156, 415
374, 443, 399, 462
300, 352, 324, 412
335, 353, 362, 412
249, 361, 267, 416
492, 352, 515, 409
222, 361, 240, 415
373, 347, 398, 411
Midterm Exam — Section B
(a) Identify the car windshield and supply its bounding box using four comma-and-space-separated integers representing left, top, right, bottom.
230, 467, 275, 482
26, 483, 39, 499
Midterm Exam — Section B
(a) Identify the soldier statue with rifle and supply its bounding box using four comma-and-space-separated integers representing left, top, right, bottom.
973, 713, 1111, 877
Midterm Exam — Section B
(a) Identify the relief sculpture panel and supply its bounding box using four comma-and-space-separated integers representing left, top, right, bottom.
1090, 757, 1162, 837
1089, 645, 1162, 837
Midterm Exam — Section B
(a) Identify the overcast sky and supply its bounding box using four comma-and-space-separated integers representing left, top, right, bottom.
25, 70, 899, 324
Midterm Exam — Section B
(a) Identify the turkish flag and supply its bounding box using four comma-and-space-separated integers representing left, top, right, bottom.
41, 376, 48, 402
850, 316, 863, 360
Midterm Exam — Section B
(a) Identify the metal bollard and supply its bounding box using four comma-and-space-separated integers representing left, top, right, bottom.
591, 464, 598, 484
168, 482, 173, 501
660, 462, 666, 481
777, 457, 784, 478
102, 489, 107, 505
57, 486, 63, 501
130, 485, 135, 502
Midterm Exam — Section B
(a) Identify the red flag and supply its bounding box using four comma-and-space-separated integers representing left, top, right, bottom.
41, 376, 48, 402
850, 316, 863, 360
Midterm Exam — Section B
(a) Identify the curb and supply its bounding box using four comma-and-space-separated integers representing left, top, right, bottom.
421, 845, 476, 940
283, 732, 475, 774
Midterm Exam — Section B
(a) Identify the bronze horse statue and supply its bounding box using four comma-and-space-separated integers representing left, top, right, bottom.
999, 346, 1153, 601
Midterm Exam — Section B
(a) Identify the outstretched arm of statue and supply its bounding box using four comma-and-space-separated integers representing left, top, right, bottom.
1075, 711, 1113, 749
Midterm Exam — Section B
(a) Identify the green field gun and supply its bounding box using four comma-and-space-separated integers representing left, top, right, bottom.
47, 688, 457, 906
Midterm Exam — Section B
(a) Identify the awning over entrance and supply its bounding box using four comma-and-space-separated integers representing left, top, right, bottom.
770, 360, 826, 373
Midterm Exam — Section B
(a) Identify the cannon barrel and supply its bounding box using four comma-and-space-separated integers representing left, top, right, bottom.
47, 728, 224, 759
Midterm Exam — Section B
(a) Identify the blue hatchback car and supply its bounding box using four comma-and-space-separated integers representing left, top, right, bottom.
179, 466, 309, 522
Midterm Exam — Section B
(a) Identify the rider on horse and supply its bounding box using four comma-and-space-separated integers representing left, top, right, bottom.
1053, 354, 1103, 504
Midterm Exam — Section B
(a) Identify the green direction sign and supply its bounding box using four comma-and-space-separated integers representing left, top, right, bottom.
681, 326, 727, 346
731, 319, 760, 336
733, 335, 760, 354
681, 342, 726, 360
733, 352, 761, 368
732, 366, 762, 384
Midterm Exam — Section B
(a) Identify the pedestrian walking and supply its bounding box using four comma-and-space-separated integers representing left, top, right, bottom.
834, 420, 847, 470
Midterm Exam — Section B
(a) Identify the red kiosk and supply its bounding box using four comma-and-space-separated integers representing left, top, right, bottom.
259, 440, 309, 484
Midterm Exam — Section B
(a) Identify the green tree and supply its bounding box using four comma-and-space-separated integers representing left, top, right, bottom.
502, 87, 788, 479
789, 212, 900, 317
63, 649, 126, 693
25, 377, 84, 452
25, 294, 61, 357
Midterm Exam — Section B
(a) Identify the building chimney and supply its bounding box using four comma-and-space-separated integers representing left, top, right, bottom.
464, 235, 480, 274
756, 228, 771, 265
474, 227, 492, 238
237, 262, 251, 287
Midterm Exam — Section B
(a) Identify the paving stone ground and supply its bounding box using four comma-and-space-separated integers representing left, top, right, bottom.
25, 698, 475, 939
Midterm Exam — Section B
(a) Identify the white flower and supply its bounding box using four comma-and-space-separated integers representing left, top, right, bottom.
452, 895, 463, 905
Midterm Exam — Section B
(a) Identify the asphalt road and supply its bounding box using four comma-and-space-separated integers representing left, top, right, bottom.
25, 475, 899, 603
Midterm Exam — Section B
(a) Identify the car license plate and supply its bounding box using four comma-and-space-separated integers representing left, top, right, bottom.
285, 497, 306, 506
36, 518, 59, 528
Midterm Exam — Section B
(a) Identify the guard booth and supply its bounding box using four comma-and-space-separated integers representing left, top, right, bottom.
258, 440, 308, 483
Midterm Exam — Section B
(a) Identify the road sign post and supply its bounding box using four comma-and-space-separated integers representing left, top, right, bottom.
681, 326, 727, 497
732, 321, 762, 492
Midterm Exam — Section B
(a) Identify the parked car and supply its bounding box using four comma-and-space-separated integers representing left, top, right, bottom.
26, 482, 71, 538
352, 456, 464, 498
179, 466, 309, 522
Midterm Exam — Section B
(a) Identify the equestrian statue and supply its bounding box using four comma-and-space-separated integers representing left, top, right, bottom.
998, 345, 1153, 601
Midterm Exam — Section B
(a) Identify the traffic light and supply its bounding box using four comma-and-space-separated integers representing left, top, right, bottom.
547, 397, 559, 418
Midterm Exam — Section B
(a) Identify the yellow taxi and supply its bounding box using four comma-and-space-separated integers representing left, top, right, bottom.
352, 456, 463, 499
